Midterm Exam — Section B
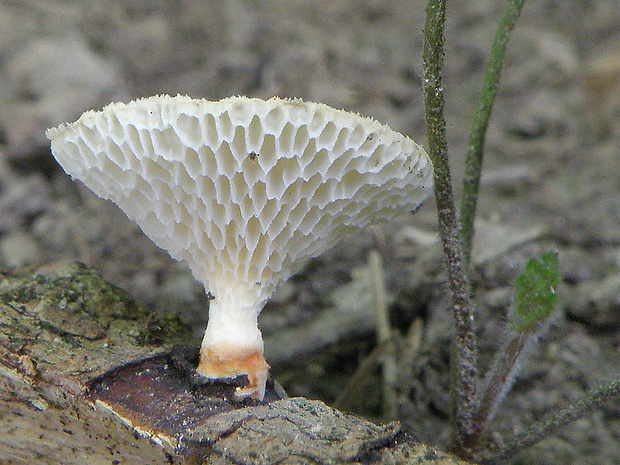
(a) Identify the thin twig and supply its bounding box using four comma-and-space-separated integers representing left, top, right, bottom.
369, 250, 399, 420
422, 0, 478, 449
483, 379, 620, 464
473, 331, 530, 438
332, 338, 396, 411
403, 317, 423, 365
459, 0, 527, 264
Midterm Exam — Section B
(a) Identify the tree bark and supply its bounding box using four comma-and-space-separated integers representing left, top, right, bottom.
0, 262, 468, 464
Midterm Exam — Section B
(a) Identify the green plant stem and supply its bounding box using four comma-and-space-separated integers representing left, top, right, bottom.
484, 379, 620, 464
423, 0, 478, 449
459, 0, 526, 264
475, 251, 559, 441
473, 331, 529, 438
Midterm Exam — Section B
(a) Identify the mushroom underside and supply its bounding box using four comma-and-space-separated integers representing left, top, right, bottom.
47, 95, 433, 400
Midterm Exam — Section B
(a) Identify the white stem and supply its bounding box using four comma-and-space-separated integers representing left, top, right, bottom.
201, 294, 263, 354
196, 286, 269, 400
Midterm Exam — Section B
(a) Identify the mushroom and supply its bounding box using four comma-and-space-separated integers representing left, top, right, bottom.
46, 95, 433, 400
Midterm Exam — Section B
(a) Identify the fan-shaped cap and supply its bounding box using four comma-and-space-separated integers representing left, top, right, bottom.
47, 95, 433, 399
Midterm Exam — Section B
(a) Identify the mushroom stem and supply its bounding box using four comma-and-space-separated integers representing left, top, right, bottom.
196, 288, 268, 400
197, 343, 269, 401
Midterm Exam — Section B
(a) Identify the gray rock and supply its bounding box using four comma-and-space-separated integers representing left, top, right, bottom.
0, 231, 42, 267
1, 35, 129, 157
0, 173, 51, 233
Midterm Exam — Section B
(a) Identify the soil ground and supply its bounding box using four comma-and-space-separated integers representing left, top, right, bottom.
0, 1, 619, 463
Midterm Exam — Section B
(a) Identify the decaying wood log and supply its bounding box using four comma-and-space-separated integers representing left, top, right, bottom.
0, 262, 469, 464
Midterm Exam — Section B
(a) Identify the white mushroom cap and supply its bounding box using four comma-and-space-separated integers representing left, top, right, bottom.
47, 95, 433, 400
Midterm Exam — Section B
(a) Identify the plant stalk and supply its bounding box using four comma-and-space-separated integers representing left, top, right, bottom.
422, 0, 478, 449
484, 379, 620, 463
459, 0, 527, 264
473, 331, 529, 438
370, 249, 399, 420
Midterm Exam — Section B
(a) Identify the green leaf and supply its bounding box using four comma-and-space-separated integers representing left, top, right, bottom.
511, 251, 559, 332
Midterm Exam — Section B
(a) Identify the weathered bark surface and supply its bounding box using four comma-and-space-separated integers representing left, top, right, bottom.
0, 262, 468, 464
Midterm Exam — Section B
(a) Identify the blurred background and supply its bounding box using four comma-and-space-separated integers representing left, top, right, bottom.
0, 1, 619, 463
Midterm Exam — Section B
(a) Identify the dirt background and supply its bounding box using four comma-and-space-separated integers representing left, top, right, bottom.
0, 0, 619, 463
